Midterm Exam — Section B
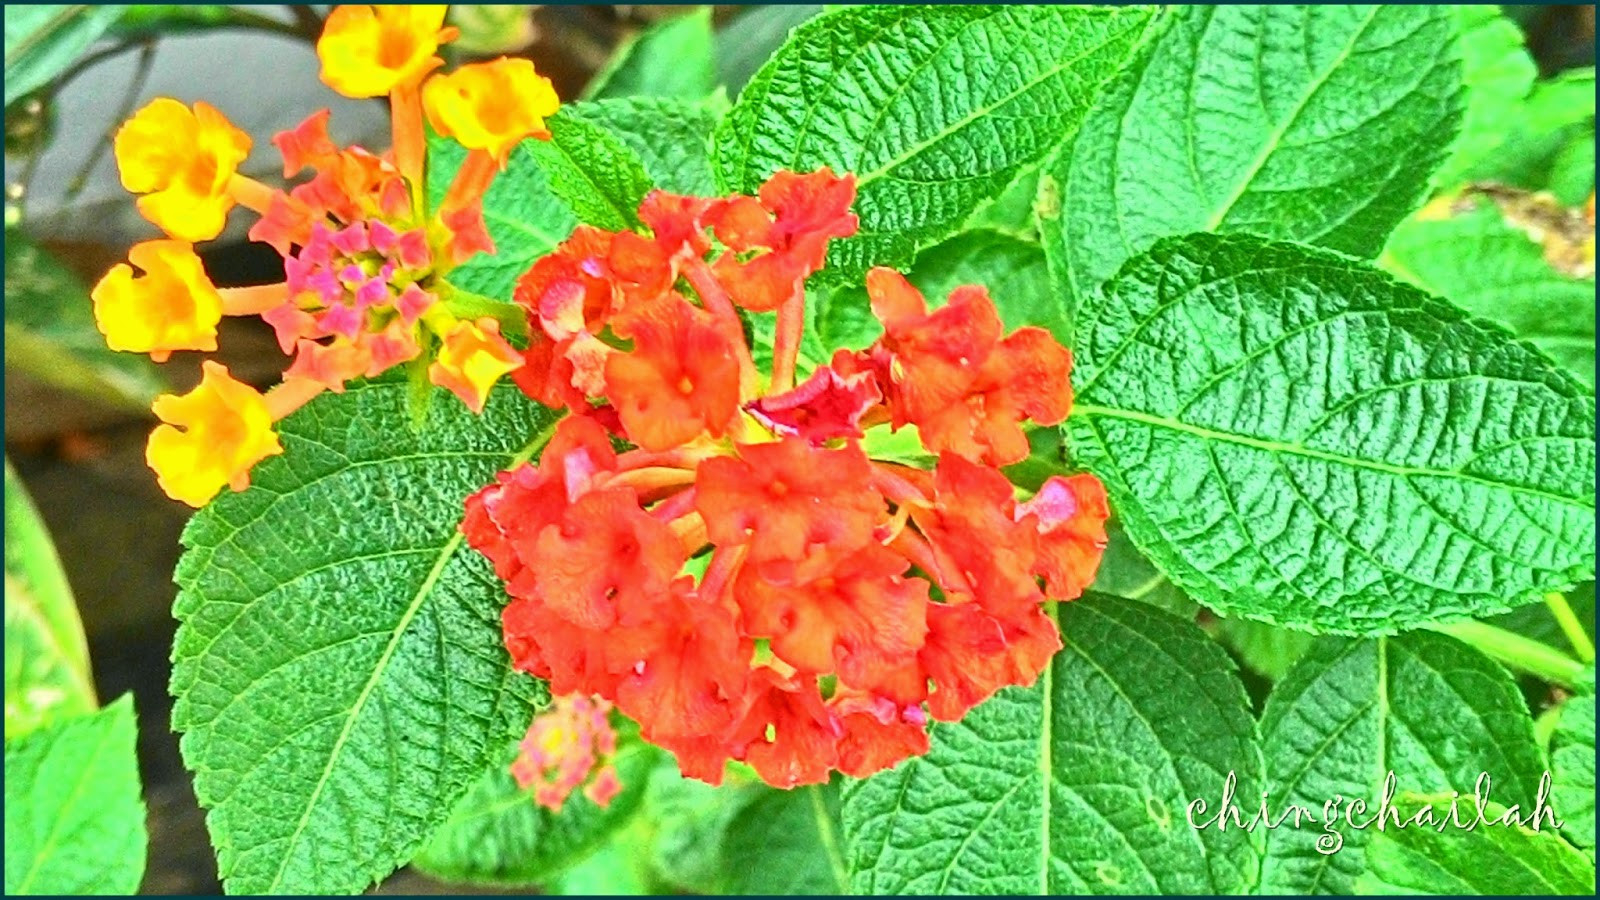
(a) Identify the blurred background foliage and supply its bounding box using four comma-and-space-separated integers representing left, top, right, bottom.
2, 4, 1594, 894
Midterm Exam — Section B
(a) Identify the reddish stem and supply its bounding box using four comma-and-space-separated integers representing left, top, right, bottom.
771, 286, 805, 394
650, 487, 697, 522
683, 257, 758, 396
698, 541, 748, 601
869, 464, 932, 511
226, 174, 280, 216
442, 149, 497, 215
219, 283, 289, 316
390, 80, 427, 201
263, 376, 327, 421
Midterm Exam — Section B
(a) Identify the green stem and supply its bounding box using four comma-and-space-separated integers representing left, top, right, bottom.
1543, 591, 1595, 664
1430, 620, 1586, 689
437, 283, 529, 340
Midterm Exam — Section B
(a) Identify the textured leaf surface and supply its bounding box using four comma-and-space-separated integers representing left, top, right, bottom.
842, 597, 1261, 895
1064, 233, 1596, 634
3, 5, 122, 104
524, 108, 655, 232
4, 460, 95, 740
583, 8, 716, 102
572, 97, 719, 197
171, 380, 554, 894
414, 737, 657, 886
428, 138, 577, 300
1383, 195, 1595, 387
1259, 633, 1548, 893
4, 231, 167, 411
722, 781, 847, 895
714, 4, 1156, 279
1045, 5, 1463, 307
1359, 795, 1595, 894
1551, 666, 1595, 853
4, 695, 147, 895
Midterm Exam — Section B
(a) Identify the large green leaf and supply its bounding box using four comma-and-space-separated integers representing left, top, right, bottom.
1044, 5, 1463, 309
1358, 795, 1595, 894
4, 460, 95, 741
841, 597, 1261, 894
170, 380, 555, 894
4, 695, 147, 895
714, 4, 1156, 280
523, 108, 655, 232
4, 230, 167, 411
413, 736, 659, 886
721, 780, 848, 895
1383, 195, 1595, 387
583, 8, 716, 102
1259, 633, 1549, 893
1064, 233, 1596, 635
572, 97, 720, 197
3, 5, 122, 105
1551, 666, 1595, 854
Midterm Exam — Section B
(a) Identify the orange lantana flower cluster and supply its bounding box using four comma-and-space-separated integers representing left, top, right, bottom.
462, 170, 1110, 787
91, 5, 558, 507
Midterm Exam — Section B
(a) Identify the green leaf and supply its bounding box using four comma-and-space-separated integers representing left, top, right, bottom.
1551, 666, 1595, 854
635, 762, 753, 893
4, 460, 95, 740
570, 97, 720, 197
1259, 632, 1550, 892
1088, 519, 1198, 620
1489, 583, 1595, 651
965, 164, 1044, 239
1434, 6, 1539, 188
524, 108, 655, 232
170, 379, 554, 894
1213, 618, 1314, 683
3, 5, 122, 105
1358, 794, 1595, 895
1459, 67, 1595, 203
429, 136, 577, 299
548, 827, 654, 895
714, 5, 1157, 280
721, 781, 848, 895
715, 5, 821, 97
1065, 233, 1596, 635
4, 695, 147, 895
4, 230, 167, 411
414, 736, 659, 887
583, 8, 716, 102
841, 597, 1261, 894
1044, 5, 1464, 310
1382, 195, 1595, 387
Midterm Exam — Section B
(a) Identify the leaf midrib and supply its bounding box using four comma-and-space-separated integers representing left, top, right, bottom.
1069, 403, 1593, 510
257, 418, 560, 892
1201, 6, 1382, 231
854, 10, 1146, 188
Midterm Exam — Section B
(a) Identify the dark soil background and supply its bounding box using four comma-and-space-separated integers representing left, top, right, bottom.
4, 5, 1594, 895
